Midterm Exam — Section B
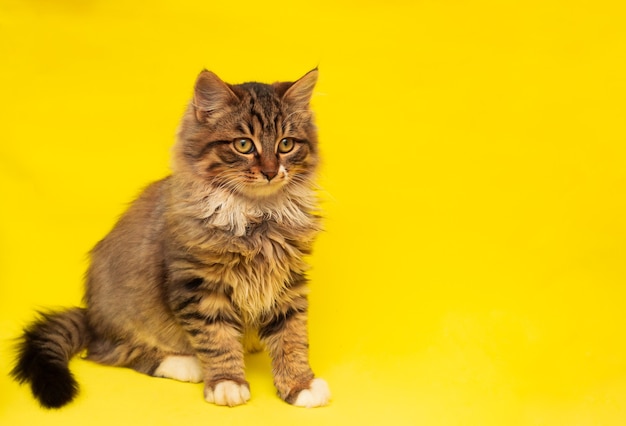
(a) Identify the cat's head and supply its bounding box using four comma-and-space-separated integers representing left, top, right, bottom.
174, 69, 319, 199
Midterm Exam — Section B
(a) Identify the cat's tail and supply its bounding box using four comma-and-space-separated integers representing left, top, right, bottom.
11, 307, 90, 409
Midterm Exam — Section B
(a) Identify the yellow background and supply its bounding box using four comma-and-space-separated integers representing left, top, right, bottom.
2, 0, 626, 424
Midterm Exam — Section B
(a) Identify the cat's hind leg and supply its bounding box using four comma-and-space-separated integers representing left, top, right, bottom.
87, 338, 202, 383
153, 355, 202, 383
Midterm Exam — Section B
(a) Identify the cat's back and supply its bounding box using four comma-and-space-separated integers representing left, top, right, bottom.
87, 177, 171, 293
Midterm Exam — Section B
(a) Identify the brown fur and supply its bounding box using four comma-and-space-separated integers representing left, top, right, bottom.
12, 69, 329, 408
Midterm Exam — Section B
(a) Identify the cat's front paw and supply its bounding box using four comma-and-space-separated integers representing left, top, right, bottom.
292, 378, 331, 408
204, 380, 251, 407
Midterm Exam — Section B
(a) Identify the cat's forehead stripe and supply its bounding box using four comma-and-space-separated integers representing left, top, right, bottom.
245, 88, 283, 138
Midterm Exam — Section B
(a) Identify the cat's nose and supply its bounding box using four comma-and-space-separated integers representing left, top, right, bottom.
261, 169, 278, 181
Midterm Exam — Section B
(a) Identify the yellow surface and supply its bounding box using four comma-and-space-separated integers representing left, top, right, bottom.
2, 0, 626, 424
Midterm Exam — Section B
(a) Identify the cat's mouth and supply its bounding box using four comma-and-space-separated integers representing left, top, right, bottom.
229, 167, 289, 199
247, 174, 288, 197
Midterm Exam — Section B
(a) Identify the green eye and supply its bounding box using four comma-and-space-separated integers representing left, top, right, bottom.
278, 138, 295, 154
233, 138, 255, 154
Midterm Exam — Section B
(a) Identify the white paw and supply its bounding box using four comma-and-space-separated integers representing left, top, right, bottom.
293, 378, 331, 408
204, 380, 251, 407
154, 356, 202, 383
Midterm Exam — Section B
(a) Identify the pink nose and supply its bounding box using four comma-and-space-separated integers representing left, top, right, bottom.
261, 169, 278, 181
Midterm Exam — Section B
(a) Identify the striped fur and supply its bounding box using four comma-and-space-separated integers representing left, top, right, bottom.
11, 309, 88, 408
12, 69, 330, 408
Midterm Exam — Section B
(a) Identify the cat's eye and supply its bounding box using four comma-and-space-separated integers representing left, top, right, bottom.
233, 138, 255, 154
277, 138, 295, 154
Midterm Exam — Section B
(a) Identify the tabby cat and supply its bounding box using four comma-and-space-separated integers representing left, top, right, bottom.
11, 69, 330, 409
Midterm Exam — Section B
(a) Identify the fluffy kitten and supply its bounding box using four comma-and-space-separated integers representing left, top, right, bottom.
11, 69, 330, 409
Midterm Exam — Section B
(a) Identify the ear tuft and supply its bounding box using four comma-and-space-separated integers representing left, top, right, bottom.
282, 69, 318, 110
193, 70, 239, 121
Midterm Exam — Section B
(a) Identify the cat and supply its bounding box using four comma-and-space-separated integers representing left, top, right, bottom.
11, 69, 330, 409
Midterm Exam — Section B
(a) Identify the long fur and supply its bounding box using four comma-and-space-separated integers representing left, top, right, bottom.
12, 69, 330, 408
11, 309, 89, 408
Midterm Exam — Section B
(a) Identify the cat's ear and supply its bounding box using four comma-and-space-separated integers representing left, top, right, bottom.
193, 70, 239, 121
282, 68, 318, 110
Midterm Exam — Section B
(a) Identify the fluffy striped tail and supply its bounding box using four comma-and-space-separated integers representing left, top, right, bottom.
11, 308, 89, 409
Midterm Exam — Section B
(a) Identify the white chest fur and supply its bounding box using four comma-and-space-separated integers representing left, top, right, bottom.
177, 185, 319, 321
